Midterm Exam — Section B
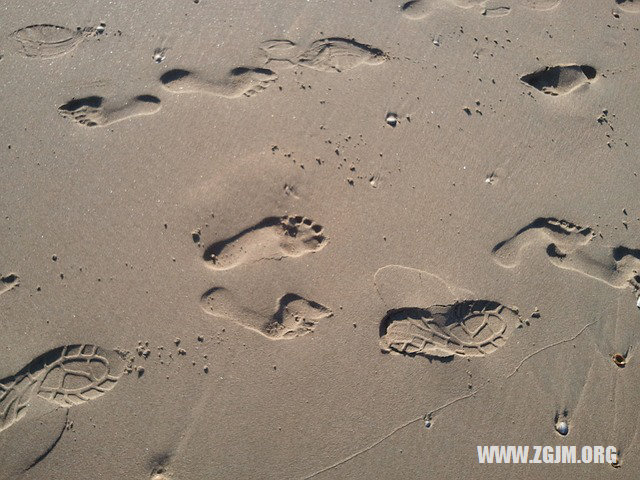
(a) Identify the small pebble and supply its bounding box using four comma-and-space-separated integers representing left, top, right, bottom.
386, 113, 398, 127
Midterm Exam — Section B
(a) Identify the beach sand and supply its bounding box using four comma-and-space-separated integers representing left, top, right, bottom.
1, 0, 640, 478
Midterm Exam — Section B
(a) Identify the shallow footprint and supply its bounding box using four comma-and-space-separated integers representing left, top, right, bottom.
200, 287, 332, 339
380, 301, 522, 359
261, 38, 386, 73
492, 217, 595, 268
9, 24, 96, 59
160, 67, 277, 98
401, 0, 437, 19
202, 215, 326, 270
449, 0, 485, 7
58, 95, 161, 127
0, 273, 19, 296
616, 0, 640, 12
521, 65, 597, 96
0, 345, 126, 433
548, 245, 640, 292
522, 0, 562, 10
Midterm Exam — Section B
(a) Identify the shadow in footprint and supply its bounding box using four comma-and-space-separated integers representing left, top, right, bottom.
521, 65, 597, 95
200, 287, 332, 339
229, 66, 275, 77
58, 95, 103, 111
379, 301, 523, 360
58, 95, 161, 127
159, 69, 191, 85
202, 215, 326, 270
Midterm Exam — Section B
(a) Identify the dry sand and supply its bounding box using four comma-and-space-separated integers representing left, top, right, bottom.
1, 0, 640, 478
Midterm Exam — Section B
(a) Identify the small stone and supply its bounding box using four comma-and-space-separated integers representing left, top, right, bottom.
385, 113, 398, 127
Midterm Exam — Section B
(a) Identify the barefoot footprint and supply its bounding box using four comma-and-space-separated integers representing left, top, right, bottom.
400, 0, 485, 20
616, 0, 640, 13
58, 95, 161, 127
492, 217, 595, 268
0, 274, 18, 296
200, 287, 332, 339
203, 215, 326, 270
160, 67, 277, 98
260, 37, 387, 73
9, 24, 97, 59
0, 345, 126, 433
548, 245, 640, 292
520, 65, 598, 96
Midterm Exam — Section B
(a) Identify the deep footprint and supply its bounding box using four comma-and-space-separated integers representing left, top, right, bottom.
521, 65, 597, 95
492, 217, 595, 268
380, 301, 522, 359
0, 345, 126, 432
202, 215, 326, 270
160, 67, 277, 98
58, 95, 161, 127
200, 287, 332, 339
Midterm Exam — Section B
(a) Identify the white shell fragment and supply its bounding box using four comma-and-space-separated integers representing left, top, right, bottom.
555, 420, 568, 436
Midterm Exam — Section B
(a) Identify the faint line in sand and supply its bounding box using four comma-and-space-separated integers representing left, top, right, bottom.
303, 321, 597, 478
506, 320, 597, 380
302, 386, 485, 479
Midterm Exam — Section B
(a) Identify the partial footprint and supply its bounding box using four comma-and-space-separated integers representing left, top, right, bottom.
616, 0, 640, 12
374, 265, 475, 309
450, 0, 485, 7
548, 245, 640, 292
482, 6, 511, 16
200, 287, 332, 339
400, 0, 432, 19
401, 0, 484, 19
9, 24, 96, 59
160, 67, 277, 98
380, 301, 522, 359
521, 65, 597, 96
0, 273, 19, 296
58, 95, 161, 127
202, 215, 326, 270
0, 345, 126, 432
522, 0, 561, 10
492, 217, 595, 268
261, 38, 387, 73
